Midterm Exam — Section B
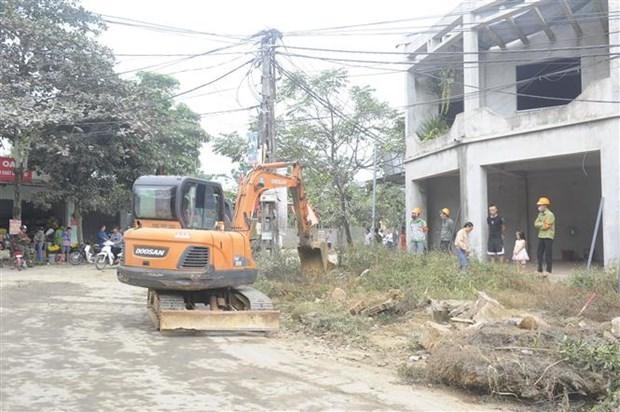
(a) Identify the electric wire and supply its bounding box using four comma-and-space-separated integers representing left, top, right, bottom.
171, 58, 257, 98
277, 50, 620, 68
199, 106, 259, 116
101, 14, 248, 41
276, 43, 620, 56
118, 40, 254, 75
285, 10, 620, 36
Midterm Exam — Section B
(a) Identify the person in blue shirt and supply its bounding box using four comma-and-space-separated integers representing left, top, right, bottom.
96, 225, 110, 247
110, 227, 123, 260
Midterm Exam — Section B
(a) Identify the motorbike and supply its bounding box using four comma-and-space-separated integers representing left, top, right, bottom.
8, 237, 33, 270
69, 243, 99, 265
94, 240, 122, 270
10, 244, 29, 271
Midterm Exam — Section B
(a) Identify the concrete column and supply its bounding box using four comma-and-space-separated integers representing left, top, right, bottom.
610, 0, 620, 95
601, 134, 620, 266
463, 12, 481, 115
405, 178, 426, 246
604, 1, 620, 266
405, 68, 421, 156
458, 146, 488, 260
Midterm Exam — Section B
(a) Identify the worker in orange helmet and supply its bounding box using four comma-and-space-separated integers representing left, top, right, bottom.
534, 196, 555, 277
439, 208, 455, 253
409, 207, 428, 255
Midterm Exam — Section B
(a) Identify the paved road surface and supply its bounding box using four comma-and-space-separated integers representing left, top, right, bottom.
0, 265, 504, 411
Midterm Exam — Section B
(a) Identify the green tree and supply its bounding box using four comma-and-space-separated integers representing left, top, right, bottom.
276, 69, 401, 244
128, 72, 208, 176
0, 0, 121, 219
211, 131, 253, 180
28, 71, 208, 241
351, 182, 406, 231
0, 0, 208, 236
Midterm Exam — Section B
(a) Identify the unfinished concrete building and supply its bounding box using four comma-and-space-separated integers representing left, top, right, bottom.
404, 0, 620, 266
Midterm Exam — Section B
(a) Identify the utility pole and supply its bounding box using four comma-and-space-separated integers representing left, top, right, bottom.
257, 29, 283, 254
371, 145, 377, 232
259, 29, 279, 164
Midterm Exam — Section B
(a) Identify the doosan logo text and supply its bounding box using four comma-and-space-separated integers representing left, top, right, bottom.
134, 247, 168, 258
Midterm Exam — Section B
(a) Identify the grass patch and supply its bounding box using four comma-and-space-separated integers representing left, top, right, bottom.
254, 246, 620, 408
255, 247, 620, 334
344, 247, 620, 321
286, 301, 371, 345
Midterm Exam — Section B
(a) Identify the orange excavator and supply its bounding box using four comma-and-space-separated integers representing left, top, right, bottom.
117, 162, 327, 332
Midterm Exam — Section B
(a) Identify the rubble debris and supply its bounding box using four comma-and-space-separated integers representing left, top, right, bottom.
348, 300, 367, 315
330, 287, 347, 303
425, 323, 608, 401
419, 321, 453, 352
466, 291, 511, 323
361, 298, 399, 317
450, 317, 475, 325
448, 301, 473, 318
430, 301, 450, 323
612, 317, 620, 338
349, 289, 403, 317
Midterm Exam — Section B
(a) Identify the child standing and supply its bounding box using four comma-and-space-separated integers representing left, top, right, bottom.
512, 231, 529, 271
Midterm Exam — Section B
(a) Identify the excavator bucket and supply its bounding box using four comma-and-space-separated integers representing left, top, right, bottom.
298, 241, 329, 275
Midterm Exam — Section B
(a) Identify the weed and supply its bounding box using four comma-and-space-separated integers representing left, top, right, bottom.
255, 251, 302, 282
561, 337, 620, 411
287, 301, 371, 345
398, 362, 427, 384
560, 338, 620, 382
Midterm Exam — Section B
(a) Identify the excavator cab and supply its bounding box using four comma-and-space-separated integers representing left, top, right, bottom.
132, 176, 225, 230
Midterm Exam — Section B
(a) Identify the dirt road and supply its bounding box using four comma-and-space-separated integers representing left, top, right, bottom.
0, 265, 504, 411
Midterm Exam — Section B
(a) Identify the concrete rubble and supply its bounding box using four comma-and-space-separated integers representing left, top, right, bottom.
349, 289, 404, 317
612, 317, 620, 338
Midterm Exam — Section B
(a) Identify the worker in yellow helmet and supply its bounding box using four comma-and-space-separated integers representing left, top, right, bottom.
439, 208, 455, 252
534, 196, 555, 277
410, 207, 428, 254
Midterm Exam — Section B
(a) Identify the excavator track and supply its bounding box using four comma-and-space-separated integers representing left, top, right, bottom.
147, 287, 279, 332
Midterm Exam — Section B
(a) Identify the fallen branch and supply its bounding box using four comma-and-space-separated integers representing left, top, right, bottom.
491, 390, 520, 399
576, 292, 597, 317
533, 358, 568, 386
494, 346, 555, 352
450, 317, 475, 324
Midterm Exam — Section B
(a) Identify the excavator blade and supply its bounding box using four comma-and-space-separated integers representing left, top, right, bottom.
158, 310, 280, 332
298, 242, 329, 275
147, 287, 280, 332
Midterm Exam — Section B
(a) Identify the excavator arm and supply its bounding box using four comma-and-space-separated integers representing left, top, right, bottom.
232, 162, 328, 273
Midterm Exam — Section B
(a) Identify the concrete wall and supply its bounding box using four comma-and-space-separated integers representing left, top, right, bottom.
487, 171, 528, 257
481, 19, 610, 116
406, 116, 620, 265
425, 175, 460, 249
488, 166, 604, 263
526, 167, 604, 262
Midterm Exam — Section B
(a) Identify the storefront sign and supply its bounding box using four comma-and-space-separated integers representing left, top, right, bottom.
0, 157, 33, 183
9, 219, 21, 235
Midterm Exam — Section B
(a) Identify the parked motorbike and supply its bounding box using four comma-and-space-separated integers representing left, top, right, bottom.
0, 237, 11, 267
8, 238, 33, 270
69, 243, 99, 265
94, 240, 122, 270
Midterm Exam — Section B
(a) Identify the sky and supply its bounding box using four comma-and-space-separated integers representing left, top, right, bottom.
80, 0, 462, 181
